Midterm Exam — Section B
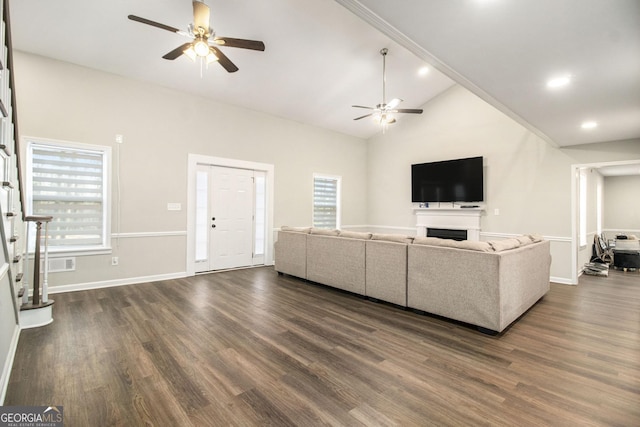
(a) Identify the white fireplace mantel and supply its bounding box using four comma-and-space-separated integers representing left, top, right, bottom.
414, 207, 484, 241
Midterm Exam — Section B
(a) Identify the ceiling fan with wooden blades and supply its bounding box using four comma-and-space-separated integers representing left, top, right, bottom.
353, 48, 423, 129
128, 0, 265, 73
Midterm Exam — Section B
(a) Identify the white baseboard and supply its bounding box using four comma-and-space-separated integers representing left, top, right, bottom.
551, 276, 576, 285
0, 324, 20, 405
47, 272, 188, 294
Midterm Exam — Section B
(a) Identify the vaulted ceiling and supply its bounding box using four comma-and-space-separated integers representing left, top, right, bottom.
9, 0, 640, 147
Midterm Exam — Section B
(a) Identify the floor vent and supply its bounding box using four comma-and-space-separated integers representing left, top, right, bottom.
43, 257, 76, 273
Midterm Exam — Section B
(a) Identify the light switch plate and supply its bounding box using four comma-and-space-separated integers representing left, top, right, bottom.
167, 203, 182, 211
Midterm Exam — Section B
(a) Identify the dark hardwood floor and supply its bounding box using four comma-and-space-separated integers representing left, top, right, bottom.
6, 267, 640, 426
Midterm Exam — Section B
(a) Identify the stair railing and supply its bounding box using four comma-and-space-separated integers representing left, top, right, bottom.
21, 216, 53, 307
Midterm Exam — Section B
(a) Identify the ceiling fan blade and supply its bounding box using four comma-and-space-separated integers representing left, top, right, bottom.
386, 98, 402, 109
193, 1, 211, 33
128, 15, 181, 33
354, 114, 373, 121
394, 109, 424, 114
162, 43, 193, 60
209, 46, 239, 72
214, 37, 265, 51
352, 105, 374, 110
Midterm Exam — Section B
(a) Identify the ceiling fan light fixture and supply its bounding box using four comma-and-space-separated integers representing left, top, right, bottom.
206, 50, 219, 64
183, 46, 197, 61
374, 113, 395, 133
194, 39, 210, 56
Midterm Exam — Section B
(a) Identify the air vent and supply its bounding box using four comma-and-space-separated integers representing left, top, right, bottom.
42, 257, 76, 273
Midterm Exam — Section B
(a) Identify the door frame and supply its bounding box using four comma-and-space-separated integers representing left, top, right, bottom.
186, 154, 274, 276
570, 158, 640, 285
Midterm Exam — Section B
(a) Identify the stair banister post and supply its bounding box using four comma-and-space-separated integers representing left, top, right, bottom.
24, 215, 53, 308
42, 221, 49, 303
32, 220, 42, 306
22, 221, 30, 305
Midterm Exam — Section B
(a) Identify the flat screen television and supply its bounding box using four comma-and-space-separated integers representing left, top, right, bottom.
411, 156, 484, 203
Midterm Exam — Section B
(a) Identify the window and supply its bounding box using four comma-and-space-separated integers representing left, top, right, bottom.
26, 139, 111, 254
313, 174, 341, 229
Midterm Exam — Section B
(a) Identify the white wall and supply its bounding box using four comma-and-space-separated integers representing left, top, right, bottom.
604, 175, 640, 237
14, 52, 368, 289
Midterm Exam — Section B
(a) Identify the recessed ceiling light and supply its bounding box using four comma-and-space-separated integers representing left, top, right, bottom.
418, 66, 429, 76
581, 121, 598, 129
547, 75, 571, 88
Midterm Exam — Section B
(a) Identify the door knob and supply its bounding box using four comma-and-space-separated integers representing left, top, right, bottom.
212, 217, 216, 221
212, 224, 216, 228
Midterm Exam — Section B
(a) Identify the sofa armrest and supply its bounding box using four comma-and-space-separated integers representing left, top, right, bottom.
274, 231, 308, 279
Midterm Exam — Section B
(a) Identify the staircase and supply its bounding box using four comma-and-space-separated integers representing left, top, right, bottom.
0, 0, 52, 329
1, 0, 55, 402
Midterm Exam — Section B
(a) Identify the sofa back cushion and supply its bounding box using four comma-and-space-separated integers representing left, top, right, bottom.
310, 228, 340, 236
488, 238, 521, 252
371, 233, 414, 244
280, 226, 311, 234
412, 236, 493, 252
339, 230, 373, 240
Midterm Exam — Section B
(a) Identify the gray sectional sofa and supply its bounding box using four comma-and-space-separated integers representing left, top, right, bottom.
274, 227, 551, 334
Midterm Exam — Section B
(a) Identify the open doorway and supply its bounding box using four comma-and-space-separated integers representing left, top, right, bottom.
571, 159, 640, 284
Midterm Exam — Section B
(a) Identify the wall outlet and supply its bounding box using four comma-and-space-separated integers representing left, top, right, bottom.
494, 208, 500, 216
111, 256, 119, 266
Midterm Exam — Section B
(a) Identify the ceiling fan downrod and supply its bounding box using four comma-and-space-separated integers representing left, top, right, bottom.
380, 48, 388, 107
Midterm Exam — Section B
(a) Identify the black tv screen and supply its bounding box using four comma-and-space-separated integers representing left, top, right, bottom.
411, 156, 484, 203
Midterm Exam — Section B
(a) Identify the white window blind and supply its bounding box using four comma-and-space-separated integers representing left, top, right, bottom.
28, 141, 109, 251
313, 175, 340, 229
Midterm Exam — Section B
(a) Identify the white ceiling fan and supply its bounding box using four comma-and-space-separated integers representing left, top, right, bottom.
353, 48, 423, 130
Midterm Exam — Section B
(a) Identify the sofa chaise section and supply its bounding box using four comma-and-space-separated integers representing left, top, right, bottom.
407, 239, 551, 333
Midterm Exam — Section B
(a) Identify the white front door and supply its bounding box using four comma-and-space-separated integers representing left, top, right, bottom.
195, 165, 255, 272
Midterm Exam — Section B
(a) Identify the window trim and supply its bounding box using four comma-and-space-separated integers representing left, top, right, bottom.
312, 173, 341, 229
25, 137, 112, 255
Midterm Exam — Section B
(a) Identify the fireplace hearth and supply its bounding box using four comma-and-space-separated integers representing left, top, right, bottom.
414, 206, 484, 241
427, 228, 468, 241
